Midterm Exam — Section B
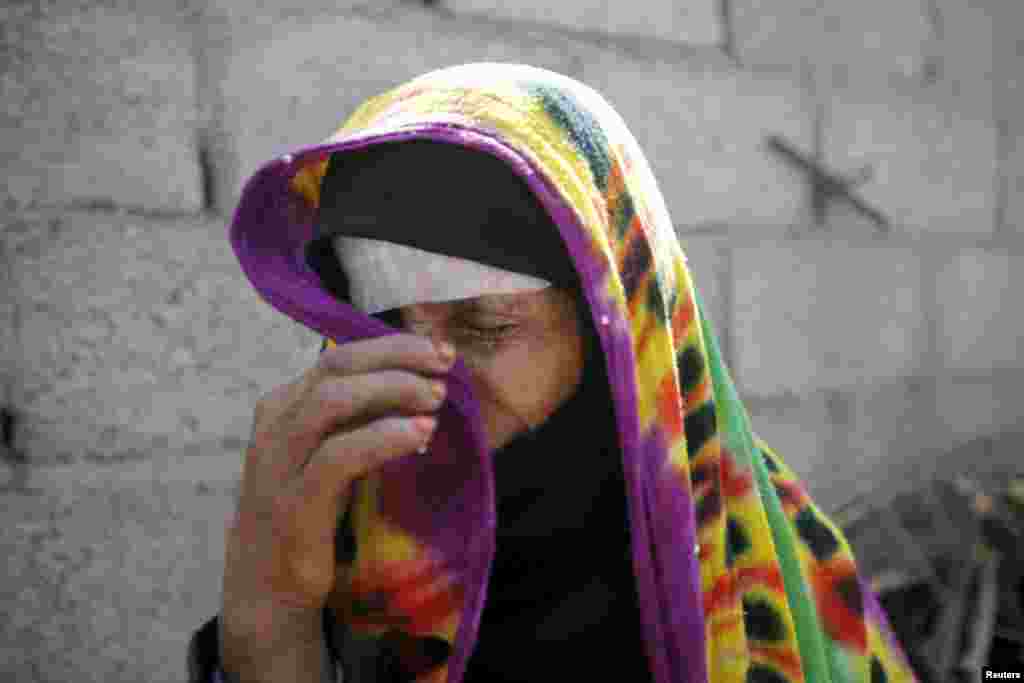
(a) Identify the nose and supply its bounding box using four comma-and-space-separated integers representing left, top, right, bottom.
419, 327, 454, 353
399, 304, 455, 350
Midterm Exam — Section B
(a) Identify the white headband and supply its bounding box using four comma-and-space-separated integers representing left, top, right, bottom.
333, 236, 552, 314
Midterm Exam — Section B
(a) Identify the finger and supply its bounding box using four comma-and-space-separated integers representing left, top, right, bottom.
315, 334, 456, 380
251, 335, 449, 446
299, 414, 438, 501
251, 382, 300, 430
299, 371, 446, 443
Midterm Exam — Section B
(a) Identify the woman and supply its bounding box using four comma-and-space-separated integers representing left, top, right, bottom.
188, 63, 917, 683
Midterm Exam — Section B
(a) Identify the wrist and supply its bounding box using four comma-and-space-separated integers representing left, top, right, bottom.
219, 605, 326, 683
221, 597, 323, 642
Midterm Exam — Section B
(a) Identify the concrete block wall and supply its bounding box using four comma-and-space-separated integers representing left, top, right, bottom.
447, 0, 722, 46
1, 1, 204, 213
2, 1, 1022, 680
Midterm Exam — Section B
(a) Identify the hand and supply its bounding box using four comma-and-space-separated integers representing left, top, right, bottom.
219, 334, 455, 676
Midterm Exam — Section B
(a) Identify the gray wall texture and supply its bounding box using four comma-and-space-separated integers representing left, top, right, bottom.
2, 0, 1022, 680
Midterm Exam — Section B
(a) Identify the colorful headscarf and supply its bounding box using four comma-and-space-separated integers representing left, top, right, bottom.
227, 62, 918, 683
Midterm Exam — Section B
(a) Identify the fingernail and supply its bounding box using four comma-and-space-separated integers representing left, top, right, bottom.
435, 341, 456, 366
411, 416, 437, 437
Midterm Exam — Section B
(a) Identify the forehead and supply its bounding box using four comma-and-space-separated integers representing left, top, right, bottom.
402, 289, 562, 317
473, 291, 542, 312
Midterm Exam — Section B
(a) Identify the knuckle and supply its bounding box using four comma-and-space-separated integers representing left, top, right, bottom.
398, 332, 427, 352
397, 372, 439, 410
254, 385, 291, 419
267, 383, 292, 404
253, 393, 272, 418
411, 334, 439, 360
246, 422, 278, 454
314, 377, 363, 425
383, 369, 414, 395
321, 344, 355, 373
313, 377, 346, 405
354, 372, 405, 411
385, 334, 431, 365
329, 418, 413, 477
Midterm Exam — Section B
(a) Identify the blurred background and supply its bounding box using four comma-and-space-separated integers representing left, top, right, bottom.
2, 0, 1022, 680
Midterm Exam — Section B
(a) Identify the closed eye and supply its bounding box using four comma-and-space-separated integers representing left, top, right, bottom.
464, 323, 517, 339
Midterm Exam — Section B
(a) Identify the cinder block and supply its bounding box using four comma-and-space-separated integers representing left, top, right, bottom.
204, 0, 391, 23
212, 5, 813, 231
839, 505, 936, 589
745, 376, 948, 514
732, 243, 927, 397
1, 453, 238, 683
992, 0, 1024, 127
732, 0, 932, 88
1003, 138, 1024, 235
993, 0, 1024, 235
744, 393, 836, 484
926, 0, 997, 120
934, 369, 1024, 444
445, 0, 721, 46
934, 248, 1024, 372
212, 7, 580, 213
932, 429, 1024, 489
0, 3, 202, 213
811, 378, 947, 512
578, 56, 814, 230
5, 209, 321, 464
835, 377, 947, 490
0, 225, 17, 398
823, 87, 998, 235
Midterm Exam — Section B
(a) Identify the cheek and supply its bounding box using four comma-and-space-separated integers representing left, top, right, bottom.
465, 332, 584, 446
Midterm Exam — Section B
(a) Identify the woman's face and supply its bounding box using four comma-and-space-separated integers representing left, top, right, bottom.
398, 288, 585, 452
